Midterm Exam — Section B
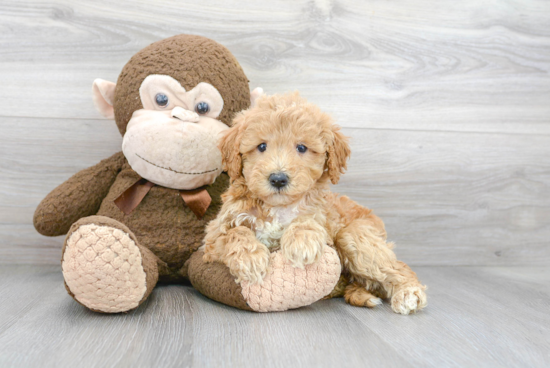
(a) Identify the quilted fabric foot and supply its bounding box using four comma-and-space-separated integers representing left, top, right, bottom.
62, 217, 156, 313
240, 246, 341, 312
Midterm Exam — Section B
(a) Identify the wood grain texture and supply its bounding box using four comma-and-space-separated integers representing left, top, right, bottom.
1, 0, 550, 265
0, 265, 548, 367
1, 0, 549, 133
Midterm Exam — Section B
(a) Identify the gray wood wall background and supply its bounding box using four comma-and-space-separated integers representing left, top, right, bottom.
1, 0, 549, 266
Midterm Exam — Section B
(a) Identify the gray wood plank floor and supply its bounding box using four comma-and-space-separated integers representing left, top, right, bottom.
0, 265, 548, 367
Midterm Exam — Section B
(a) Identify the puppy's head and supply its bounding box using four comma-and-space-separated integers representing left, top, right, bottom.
220, 92, 350, 206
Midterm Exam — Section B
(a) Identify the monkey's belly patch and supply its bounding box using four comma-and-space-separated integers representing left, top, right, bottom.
62, 224, 147, 313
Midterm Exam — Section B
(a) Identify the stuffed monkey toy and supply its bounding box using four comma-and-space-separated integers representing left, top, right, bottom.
33, 35, 341, 313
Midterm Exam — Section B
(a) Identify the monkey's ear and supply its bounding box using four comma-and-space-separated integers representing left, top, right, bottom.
219, 117, 245, 179
250, 87, 264, 107
92, 79, 116, 119
326, 125, 351, 185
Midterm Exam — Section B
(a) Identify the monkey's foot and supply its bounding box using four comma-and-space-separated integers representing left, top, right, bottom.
241, 246, 341, 312
62, 216, 158, 313
188, 246, 341, 312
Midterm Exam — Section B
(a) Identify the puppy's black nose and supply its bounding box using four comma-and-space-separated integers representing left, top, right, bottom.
269, 172, 289, 189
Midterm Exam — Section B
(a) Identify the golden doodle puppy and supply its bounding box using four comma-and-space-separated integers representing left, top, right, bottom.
203, 92, 427, 314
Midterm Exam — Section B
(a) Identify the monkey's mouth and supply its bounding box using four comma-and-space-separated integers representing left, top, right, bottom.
135, 153, 218, 175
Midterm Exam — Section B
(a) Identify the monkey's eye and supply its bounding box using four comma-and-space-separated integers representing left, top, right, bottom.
155, 93, 169, 107
296, 144, 308, 153
195, 102, 210, 115
257, 143, 267, 152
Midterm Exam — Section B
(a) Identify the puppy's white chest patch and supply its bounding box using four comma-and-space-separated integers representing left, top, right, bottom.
241, 206, 300, 249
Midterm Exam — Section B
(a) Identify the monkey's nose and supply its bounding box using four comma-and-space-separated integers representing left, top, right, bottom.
269, 172, 289, 189
171, 106, 199, 123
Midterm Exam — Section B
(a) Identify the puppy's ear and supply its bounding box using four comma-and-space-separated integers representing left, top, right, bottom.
219, 116, 245, 179
326, 125, 351, 184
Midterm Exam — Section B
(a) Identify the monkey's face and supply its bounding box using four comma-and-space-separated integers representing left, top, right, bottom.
122, 75, 229, 190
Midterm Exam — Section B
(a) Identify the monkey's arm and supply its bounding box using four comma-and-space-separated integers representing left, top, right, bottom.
33, 152, 126, 236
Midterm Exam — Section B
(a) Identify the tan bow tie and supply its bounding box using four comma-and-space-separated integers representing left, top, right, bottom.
114, 178, 212, 219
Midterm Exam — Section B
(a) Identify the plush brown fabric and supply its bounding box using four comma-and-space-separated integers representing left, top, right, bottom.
187, 250, 253, 311
34, 152, 126, 236
137, 238, 160, 306
113, 34, 250, 135
95, 159, 230, 282
54, 162, 246, 309
34, 35, 254, 312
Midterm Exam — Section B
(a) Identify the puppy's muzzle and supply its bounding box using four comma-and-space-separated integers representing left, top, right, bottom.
269, 172, 289, 189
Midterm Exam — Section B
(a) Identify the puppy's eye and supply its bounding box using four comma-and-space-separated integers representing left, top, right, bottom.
296, 144, 308, 153
155, 93, 169, 107
257, 143, 267, 152
195, 101, 210, 115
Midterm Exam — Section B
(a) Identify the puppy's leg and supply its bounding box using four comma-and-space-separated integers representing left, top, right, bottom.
344, 282, 383, 308
280, 218, 328, 269
204, 226, 270, 285
335, 219, 427, 315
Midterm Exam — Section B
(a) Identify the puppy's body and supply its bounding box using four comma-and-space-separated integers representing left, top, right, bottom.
203, 93, 427, 315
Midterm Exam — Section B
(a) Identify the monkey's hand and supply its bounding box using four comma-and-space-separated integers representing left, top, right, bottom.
33, 152, 125, 236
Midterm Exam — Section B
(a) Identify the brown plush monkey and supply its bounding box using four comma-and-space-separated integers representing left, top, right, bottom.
34, 35, 340, 313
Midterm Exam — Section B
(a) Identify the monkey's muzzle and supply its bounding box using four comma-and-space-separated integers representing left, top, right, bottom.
171, 106, 200, 123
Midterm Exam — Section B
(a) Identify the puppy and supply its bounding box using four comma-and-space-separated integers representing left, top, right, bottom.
203, 92, 427, 315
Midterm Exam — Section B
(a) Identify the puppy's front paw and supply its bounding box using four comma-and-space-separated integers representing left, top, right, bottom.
226, 246, 270, 285
281, 224, 326, 269
391, 286, 427, 315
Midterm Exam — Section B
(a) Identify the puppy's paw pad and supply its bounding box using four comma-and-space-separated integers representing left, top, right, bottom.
391, 286, 427, 315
